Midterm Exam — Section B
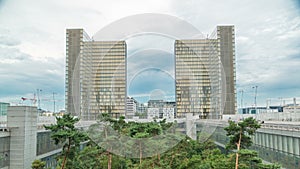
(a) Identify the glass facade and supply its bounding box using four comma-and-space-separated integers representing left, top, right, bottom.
36, 131, 62, 156
0, 137, 10, 168
217, 26, 237, 115
0, 102, 10, 116
81, 41, 126, 119
66, 29, 86, 116
66, 26, 235, 120
66, 29, 127, 120
175, 39, 215, 118
175, 26, 236, 118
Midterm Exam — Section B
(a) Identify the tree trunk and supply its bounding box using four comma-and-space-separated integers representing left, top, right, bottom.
61, 139, 71, 169
108, 152, 112, 169
105, 126, 108, 138
235, 130, 242, 169
139, 141, 142, 165
157, 153, 161, 167
169, 154, 175, 166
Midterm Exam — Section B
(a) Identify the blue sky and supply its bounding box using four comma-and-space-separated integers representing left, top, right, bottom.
0, 0, 300, 111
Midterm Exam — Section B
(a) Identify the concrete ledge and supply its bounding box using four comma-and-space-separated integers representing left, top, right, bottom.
0, 132, 10, 137
36, 148, 62, 159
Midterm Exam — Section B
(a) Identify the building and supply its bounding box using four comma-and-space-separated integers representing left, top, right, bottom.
175, 26, 236, 118
126, 97, 138, 118
0, 102, 10, 116
217, 26, 236, 116
1, 106, 299, 169
147, 108, 160, 119
147, 100, 176, 119
238, 107, 268, 114
0, 106, 37, 169
284, 104, 300, 113
66, 29, 127, 120
66, 26, 235, 120
137, 103, 147, 114
0, 106, 63, 169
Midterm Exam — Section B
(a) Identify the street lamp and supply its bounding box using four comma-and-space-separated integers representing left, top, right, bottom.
239, 90, 244, 109
252, 86, 258, 115
53, 92, 57, 113
36, 89, 42, 110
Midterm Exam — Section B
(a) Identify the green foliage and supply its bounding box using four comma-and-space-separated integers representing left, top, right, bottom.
224, 117, 261, 150
236, 149, 281, 169
44, 114, 88, 169
31, 159, 46, 169
44, 114, 88, 147
224, 117, 280, 169
200, 149, 234, 169
73, 145, 102, 169
46, 115, 281, 169
178, 155, 203, 169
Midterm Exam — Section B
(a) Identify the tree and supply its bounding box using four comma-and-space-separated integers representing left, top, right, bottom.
77, 145, 100, 168
224, 117, 261, 150
31, 159, 46, 169
237, 149, 280, 169
96, 113, 125, 169
44, 114, 88, 169
81, 114, 281, 169
224, 117, 261, 169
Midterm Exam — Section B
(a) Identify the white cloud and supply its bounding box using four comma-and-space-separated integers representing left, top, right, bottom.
0, 0, 299, 107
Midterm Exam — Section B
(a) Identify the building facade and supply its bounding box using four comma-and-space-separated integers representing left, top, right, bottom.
147, 100, 176, 119
66, 26, 235, 120
175, 26, 236, 118
126, 97, 138, 118
0, 102, 9, 116
217, 26, 236, 116
66, 29, 127, 120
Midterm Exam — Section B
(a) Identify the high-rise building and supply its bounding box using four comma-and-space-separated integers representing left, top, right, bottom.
66, 29, 85, 117
175, 26, 236, 118
66, 26, 235, 120
217, 26, 236, 116
66, 29, 127, 120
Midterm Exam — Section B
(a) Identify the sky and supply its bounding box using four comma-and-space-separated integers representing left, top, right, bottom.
0, 0, 300, 111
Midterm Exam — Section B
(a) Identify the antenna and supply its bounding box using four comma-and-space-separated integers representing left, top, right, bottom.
53, 92, 57, 113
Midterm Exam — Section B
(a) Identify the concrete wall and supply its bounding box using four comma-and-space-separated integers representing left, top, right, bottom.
7, 106, 37, 169
196, 120, 300, 169
255, 128, 300, 156
0, 136, 10, 168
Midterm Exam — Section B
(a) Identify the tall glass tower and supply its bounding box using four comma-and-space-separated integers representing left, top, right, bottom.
66, 29, 127, 120
175, 26, 236, 118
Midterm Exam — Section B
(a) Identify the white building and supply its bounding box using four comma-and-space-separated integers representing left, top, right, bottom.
147, 108, 160, 119
163, 108, 175, 119
126, 97, 138, 118
147, 100, 176, 119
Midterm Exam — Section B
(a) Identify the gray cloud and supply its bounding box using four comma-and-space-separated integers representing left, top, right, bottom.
168, 0, 300, 106
128, 69, 175, 103
127, 48, 175, 103
0, 46, 65, 110
0, 0, 299, 107
0, 28, 21, 46
0, 47, 30, 61
0, 36, 20, 46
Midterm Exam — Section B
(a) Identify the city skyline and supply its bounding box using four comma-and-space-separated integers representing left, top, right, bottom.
0, 0, 300, 111
65, 25, 236, 119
